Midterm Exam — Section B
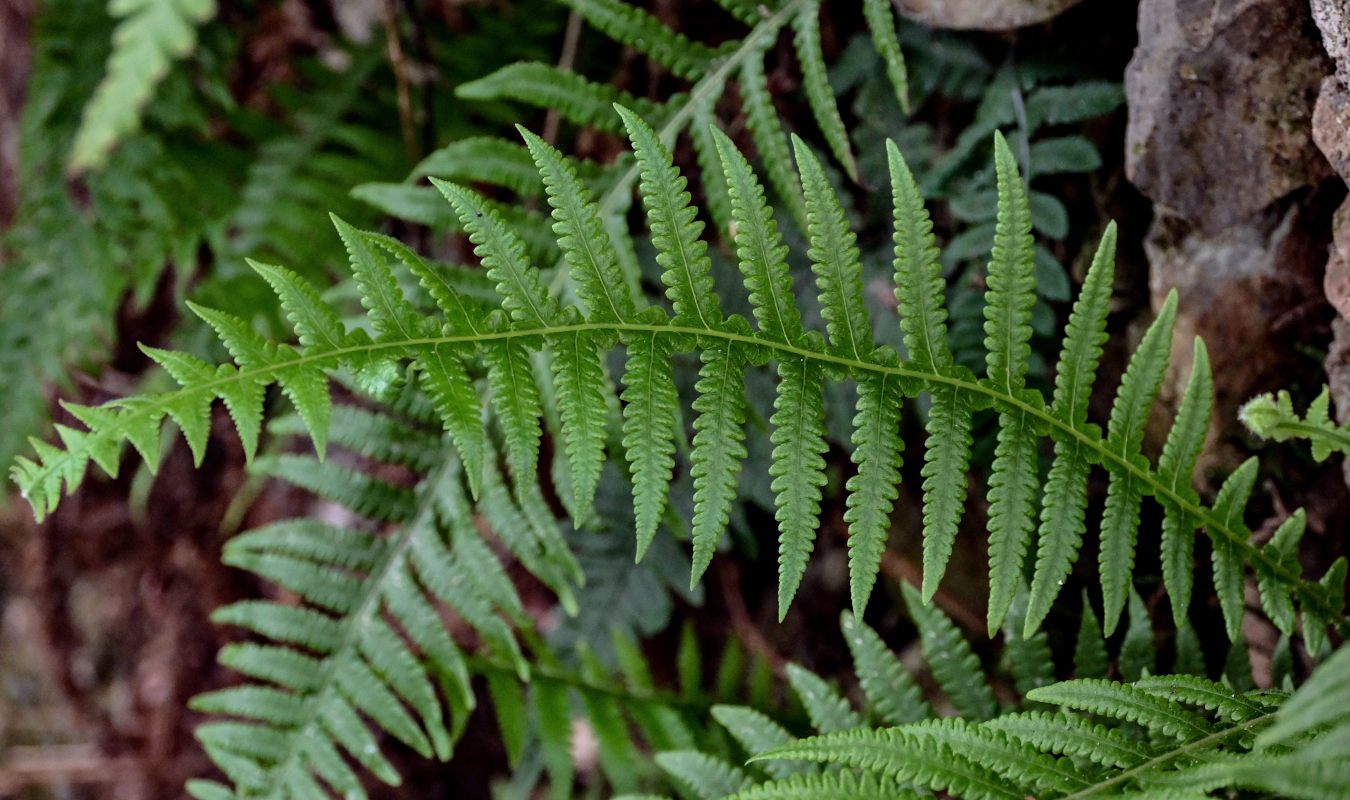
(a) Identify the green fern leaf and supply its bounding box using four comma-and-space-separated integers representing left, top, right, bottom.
482, 337, 545, 493
1118, 588, 1156, 682
771, 353, 829, 619
548, 328, 611, 519
690, 96, 735, 237
253, 454, 415, 522
982, 131, 1036, 396
840, 611, 931, 725
999, 586, 1054, 696
887, 139, 950, 375
689, 341, 749, 585
185, 303, 274, 460
557, 0, 720, 81
1258, 641, 1350, 748
332, 214, 422, 342
844, 371, 904, 616
436, 180, 559, 328
919, 382, 976, 599
416, 345, 487, 498
757, 722, 1038, 800
794, 135, 871, 360
249, 260, 348, 353
739, 42, 808, 232
862, 0, 910, 114
1157, 338, 1213, 625
1255, 510, 1304, 635
712, 705, 804, 779
140, 346, 216, 463
618, 105, 722, 330
582, 687, 643, 792
985, 408, 1041, 634
712, 126, 803, 345
791, 0, 858, 181
725, 770, 925, 800
984, 711, 1152, 769
520, 127, 635, 324
361, 230, 487, 337
1209, 456, 1259, 641
656, 751, 753, 800
69, 0, 217, 171
620, 328, 681, 560
1242, 385, 1350, 461
1099, 291, 1177, 633
1073, 596, 1108, 679
785, 662, 865, 734
902, 582, 998, 721
1025, 224, 1115, 633
1027, 679, 1210, 739
411, 136, 548, 196
1133, 674, 1269, 722
457, 62, 668, 135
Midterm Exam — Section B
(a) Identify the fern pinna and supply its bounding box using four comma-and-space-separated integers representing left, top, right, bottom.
10, 112, 1350, 795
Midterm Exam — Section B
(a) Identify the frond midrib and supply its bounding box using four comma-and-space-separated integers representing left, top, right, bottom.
25, 317, 1346, 630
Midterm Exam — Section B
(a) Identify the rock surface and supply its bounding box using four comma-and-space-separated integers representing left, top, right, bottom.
893, 0, 1084, 30
1314, 76, 1350, 182
1125, 0, 1331, 236
1313, 0, 1350, 86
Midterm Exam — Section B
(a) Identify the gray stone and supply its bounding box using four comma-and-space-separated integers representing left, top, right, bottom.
1313, 0, 1350, 86
1125, 0, 1331, 235
1314, 76, 1350, 182
893, 0, 1084, 31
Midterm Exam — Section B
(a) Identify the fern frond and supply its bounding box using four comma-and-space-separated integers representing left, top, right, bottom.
1026, 679, 1210, 739
1242, 385, 1350, 461
689, 342, 750, 584
712, 126, 803, 346
791, 0, 858, 181
69, 0, 217, 171
843, 371, 904, 615
1255, 510, 1304, 635
984, 711, 1152, 769
770, 353, 830, 619
521, 127, 635, 324
1157, 338, 1213, 625
456, 62, 668, 135
902, 583, 998, 721
548, 328, 611, 520
725, 770, 923, 800
1025, 224, 1115, 633
785, 662, 865, 734
1132, 675, 1269, 722
861, 0, 909, 114
656, 751, 753, 800
1118, 588, 1155, 682
620, 327, 681, 559
739, 42, 808, 232
618, 105, 722, 330
557, 0, 722, 81
1208, 456, 1259, 640
1098, 291, 1177, 633
840, 611, 931, 725
794, 135, 871, 360
887, 140, 950, 376
712, 705, 803, 779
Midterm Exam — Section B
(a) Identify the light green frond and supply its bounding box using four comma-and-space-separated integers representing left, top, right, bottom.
1157, 338, 1212, 625
1242, 385, 1350, 461
457, 62, 667, 135
984, 711, 1152, 769
435, 179, 559, 328
411, 136, 547, 196
253, 454, 415, 522
919, 382, 976, 599
249, 260, 348, 352
1118, 588, 1155, 682
791, 0, 858, 181
1256, 510, 1304, 635
982, 131, 1036, 396
712, 705, 804, 779
547, 329, 611, 520
740, 44, 808, 232
770, 353, 829, 619
862, 0, 910, 114
1099, 291, 1177, 633
656, 751, 753, 800
360, 231, 486, 336
1258, 641, 1350, 748
887, 139, 950, 375
844, 371, 904, 616
557, 0, 720, 81
482, 337, 545, 493
1208, 456, 1259, 641
1073, 597, 1108, 679
840, 611, 931, 725
902, 582, 998, 721
725, 770, 922, 800
985, 407, 1040, 634
1026, 679, 1211, 740
794, 135, 871, 360
620, 328, 680, 560
520, 127, 634, 324
416, 345, 486, 498
689, 342, 749, 585
1024, 224, 1115, 633
1133, 675, 1269, 722
785, 662, 865, 734
712, 126, 803, 345
617, 105, 722, 330
332, 214, 422, 342
69, 0, 217, 171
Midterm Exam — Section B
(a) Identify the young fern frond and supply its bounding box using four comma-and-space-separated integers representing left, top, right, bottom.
12, 112, 1349, 650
